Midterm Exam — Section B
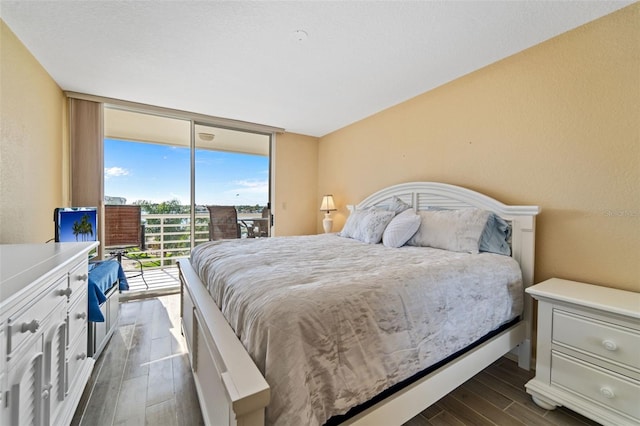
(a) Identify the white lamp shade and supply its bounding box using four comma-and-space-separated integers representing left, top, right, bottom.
320, 195, 336, 233
320, 195, 336, 212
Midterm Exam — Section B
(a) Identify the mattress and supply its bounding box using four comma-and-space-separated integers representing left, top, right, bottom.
190, 233, 523, 426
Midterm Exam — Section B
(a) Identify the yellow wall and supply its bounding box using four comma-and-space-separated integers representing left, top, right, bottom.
1, 20, 66, 244
2, 5, 638, 292
318, 4, 639, 292
0, 17, 318, 243
273, 132, 319, 236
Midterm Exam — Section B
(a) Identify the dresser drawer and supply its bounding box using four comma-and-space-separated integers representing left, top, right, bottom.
552, 352, 640, 421
66, 324, 88, 395
68, 260, 89, 303
67, 289, 88, 346
7, 276, 68, 356
553, 309, 640, 371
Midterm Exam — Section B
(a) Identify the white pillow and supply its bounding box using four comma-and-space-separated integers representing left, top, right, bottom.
340, 207, 395, 244
386, 196, 411, 215
339, 207, 368, 239
407, 209, 491, 253
382, 208, 421, 248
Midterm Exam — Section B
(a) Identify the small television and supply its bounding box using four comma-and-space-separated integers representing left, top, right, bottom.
54, 207, 98, 243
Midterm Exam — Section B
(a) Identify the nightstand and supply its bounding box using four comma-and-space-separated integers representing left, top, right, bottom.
525, 278, 640, 426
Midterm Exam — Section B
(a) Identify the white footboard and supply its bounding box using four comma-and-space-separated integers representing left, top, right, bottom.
178, 260, 270, 426
179, 255, 528, 426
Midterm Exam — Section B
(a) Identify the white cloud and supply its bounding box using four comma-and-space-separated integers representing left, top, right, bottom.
231, 179, 269, 196
206, 179, 269, 205
104, 167, 130, 179
233, 179, 267, 189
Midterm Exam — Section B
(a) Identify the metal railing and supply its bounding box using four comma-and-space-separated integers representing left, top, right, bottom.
121, 212, 263, 269
120, 213, 208, 269
119, 211, 267, 294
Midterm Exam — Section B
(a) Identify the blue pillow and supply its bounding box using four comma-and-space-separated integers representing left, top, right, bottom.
479, 213, 511, 256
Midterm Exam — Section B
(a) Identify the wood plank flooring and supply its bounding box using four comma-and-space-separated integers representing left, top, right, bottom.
402, 359, 600, 426
71, 294, 202, 426
73, 295, 600, 426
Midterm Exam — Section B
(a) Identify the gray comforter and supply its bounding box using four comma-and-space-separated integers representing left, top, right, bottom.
190, 234, 523, 425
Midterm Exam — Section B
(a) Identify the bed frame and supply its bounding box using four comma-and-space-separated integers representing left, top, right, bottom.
178, 182, 540, 426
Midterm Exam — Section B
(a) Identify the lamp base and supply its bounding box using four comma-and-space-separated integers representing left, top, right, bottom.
322, 213, 333, 233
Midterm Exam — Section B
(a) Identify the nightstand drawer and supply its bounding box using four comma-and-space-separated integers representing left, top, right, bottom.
553, 309, 640, 371
552, 352, 640, 420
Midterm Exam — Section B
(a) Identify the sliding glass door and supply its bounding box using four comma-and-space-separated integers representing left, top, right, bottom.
103, 108, 192, 278
194, 123, 271, 244
103, 107, 271, 291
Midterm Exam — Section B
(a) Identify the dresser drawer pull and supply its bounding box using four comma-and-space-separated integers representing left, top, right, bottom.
599, 387, 615, 399
76, 312, 87, 320
59, 287, 73, 297
21, 320, 40, 334
601, 339, 618, 351
77, 273, 88, 282
42, 383, 52, 400
77, 352, 87, 360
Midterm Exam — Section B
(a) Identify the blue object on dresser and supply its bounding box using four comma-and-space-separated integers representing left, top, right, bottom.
88, 260, 129, 322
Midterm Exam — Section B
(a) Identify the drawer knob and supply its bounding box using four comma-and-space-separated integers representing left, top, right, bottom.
77, 352, 87, 360
599, 387, 615, 399
21, 320, 40, 334
59, 287, 73, 297
42, 383, 52, 400
77, 273, 88, 282
602, 339, 618, 351
77, 312, 87, 320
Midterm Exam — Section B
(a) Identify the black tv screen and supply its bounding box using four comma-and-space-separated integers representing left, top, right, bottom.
54, 207, 98, 243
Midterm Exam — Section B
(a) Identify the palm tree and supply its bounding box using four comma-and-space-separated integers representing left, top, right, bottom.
73, 214, 94, 241
72, 221, 81, 241
79, 214, 94, 241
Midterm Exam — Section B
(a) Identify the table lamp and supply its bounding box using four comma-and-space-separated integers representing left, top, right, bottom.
320, 195, 337, 233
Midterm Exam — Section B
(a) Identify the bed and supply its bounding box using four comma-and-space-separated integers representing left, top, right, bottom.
178, 182, 540, 426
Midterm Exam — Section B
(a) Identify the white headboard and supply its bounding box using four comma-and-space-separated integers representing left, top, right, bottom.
351, 182, 541, 366
352, 182, 541, 289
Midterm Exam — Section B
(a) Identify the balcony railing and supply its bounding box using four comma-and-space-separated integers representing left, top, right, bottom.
117, 212, 263, 295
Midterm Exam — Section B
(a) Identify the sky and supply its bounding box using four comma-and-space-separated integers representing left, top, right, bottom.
104, 138, 269, 206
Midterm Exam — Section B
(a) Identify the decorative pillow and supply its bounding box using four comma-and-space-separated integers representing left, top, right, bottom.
479, 213, 512, 256
339, 207, 395, 244
386, 196, 411, 215
382, 208, 421, 248
339, 207, 368, 239
407, 208, 491, 254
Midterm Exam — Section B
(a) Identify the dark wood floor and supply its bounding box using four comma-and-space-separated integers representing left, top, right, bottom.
73, 295, 600, 426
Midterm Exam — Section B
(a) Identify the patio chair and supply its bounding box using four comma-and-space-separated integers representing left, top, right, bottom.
257, 207, 270, 237
207, 205, 242, 240
239, 207, 269, 238
104, 204, 148, 288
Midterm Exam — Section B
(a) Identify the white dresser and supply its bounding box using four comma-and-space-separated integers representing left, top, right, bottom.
526, 278, 640, 426
0, 242, 98, 426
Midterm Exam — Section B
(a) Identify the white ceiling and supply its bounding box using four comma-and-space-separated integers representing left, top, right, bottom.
1, 1, 634, 137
